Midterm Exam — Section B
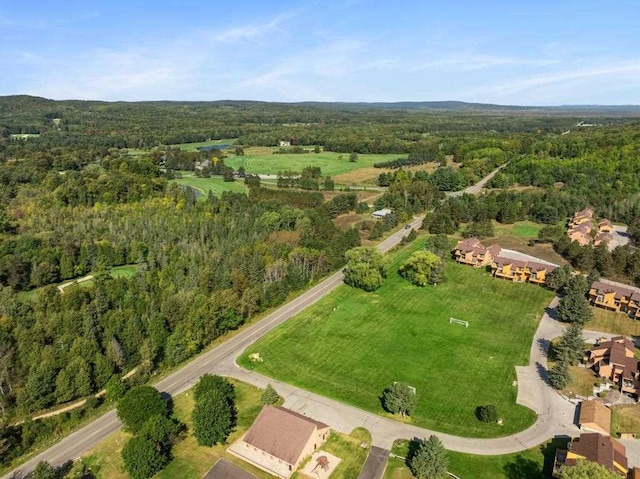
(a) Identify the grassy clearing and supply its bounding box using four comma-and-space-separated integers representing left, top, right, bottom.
493, 221, 544, 239
240, 238, 554, 438
385, 438, 563, 479
169, 174, 248, 197
224, 151, 402, 178
125, 139, 237, 157
80, 379, 272, 479
588, 308, 640, 337
611, 404, 640, 437
562, 366, 598, 398
18, 264, 141, 302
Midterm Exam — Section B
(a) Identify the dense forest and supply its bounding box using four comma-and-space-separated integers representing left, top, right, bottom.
2, 95, 640, 469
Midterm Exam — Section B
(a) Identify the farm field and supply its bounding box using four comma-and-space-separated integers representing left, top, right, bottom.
384, 438, 561, 479
239, 238, 554, 438
169, 174, 248, 196
224, 149, 403, 179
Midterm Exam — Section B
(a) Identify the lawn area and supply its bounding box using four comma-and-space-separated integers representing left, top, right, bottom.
292, 428, 371, 479
224, 150, 402, 179
588, 308, 640, 337
125, 139, 237, 156
239, 238, 554, 438
385, 438, 563, 479
169, 174, 248, 197
611, 404, 640, 437
80, 379, 273, 479
493, 221, 544, 239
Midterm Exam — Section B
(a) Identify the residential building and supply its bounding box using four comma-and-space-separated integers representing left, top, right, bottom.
372, 208, 392, 219
554, 433, 628, 477
228, 406, 330, 478
584, 336, 640, 396
279, 140, 291, 147
567, 208, 615, 247
589, 280, 640, 319
578, 400, 611, 435
490, 256, 556, 285
452, 238, 501, 268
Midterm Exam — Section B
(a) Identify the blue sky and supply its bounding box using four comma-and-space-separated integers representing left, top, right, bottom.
1, 1, 639, 104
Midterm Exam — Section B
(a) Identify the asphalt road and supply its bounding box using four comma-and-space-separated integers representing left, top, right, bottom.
3, 166, 505, 479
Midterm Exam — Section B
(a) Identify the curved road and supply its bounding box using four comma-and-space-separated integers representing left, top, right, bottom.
3, 165, 506, 479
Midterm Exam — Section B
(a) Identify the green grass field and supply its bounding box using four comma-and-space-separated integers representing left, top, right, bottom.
239, 239, 554, 438
169, 174, 248, 197
224, 151, 402, 177
493, 221, 544, 239
384, 438, 563, 479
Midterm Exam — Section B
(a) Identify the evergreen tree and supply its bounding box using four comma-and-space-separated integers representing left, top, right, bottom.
408, 436, 449, 479
382, 382, 417, 417
556, 323, 585, 366
548, 360, 571, 389
556, 291, 593, 325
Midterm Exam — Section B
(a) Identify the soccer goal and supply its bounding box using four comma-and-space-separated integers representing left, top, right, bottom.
449, 317, 469, 328
393, 382, 417, 395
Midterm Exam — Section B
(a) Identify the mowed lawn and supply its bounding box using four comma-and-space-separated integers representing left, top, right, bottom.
170, 175, 248, 197
225, 151, 402, 178
240, 239, 554, 438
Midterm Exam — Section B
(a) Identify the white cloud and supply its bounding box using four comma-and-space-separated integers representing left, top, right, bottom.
412, 53, 560, 72
210, 12, 295, 43
470, 60, 640, 99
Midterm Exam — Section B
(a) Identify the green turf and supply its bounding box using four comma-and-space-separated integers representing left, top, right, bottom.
169, 174, 248, 197
239, 239, 554, 438
386, 437, 565, 479
224, 152, 402, 177
494, 221, 544, 239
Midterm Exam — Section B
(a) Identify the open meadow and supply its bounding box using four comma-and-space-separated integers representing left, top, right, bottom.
224, 148, 403, 179
169, 174, 249, 196
239, 238, 554, 438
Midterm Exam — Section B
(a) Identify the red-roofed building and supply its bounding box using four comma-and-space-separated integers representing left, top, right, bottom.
585, 336, 640, 396
228, 406, 330, 478
554, 433, 628, 477
452, 238, 501, 268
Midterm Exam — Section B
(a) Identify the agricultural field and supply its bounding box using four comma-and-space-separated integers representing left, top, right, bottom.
169, 173, 248, 197
240, 238, 554, 438
224, 148, 403, 179
384, 438, 562, 479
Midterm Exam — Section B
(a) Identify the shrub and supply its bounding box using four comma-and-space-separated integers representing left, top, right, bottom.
261, 384, 280, 405
475, 404, 498, 423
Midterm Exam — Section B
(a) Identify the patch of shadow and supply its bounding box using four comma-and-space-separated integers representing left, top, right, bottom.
503, 455, 542, 479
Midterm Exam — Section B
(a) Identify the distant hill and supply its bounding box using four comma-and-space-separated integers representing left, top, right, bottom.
1, 95, 640, 115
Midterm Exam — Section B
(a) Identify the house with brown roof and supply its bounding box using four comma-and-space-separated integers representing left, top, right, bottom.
569, 208, 595, 227
589, 280, 640, 319
490, 256, 557, 286
578, 400, 611, 435
553, 432, 629, 477
228, 406, 330, 478
585, 336, 640, 396
594, 232, 614, 247
599, 219, 614, 233
452, 238, 501, 268
568, 224, 593, 246
553, 433, 628, 477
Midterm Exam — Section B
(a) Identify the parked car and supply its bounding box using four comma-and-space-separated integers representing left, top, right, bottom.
405, 224, 412, 229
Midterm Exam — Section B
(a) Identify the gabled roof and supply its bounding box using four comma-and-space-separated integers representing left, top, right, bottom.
574, 207, 594, 218
567, 433, 627, 472
243, 406, 329, 465
579, 400, 611, 435
599, 218, 613, 227
591, 281, 640, 301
